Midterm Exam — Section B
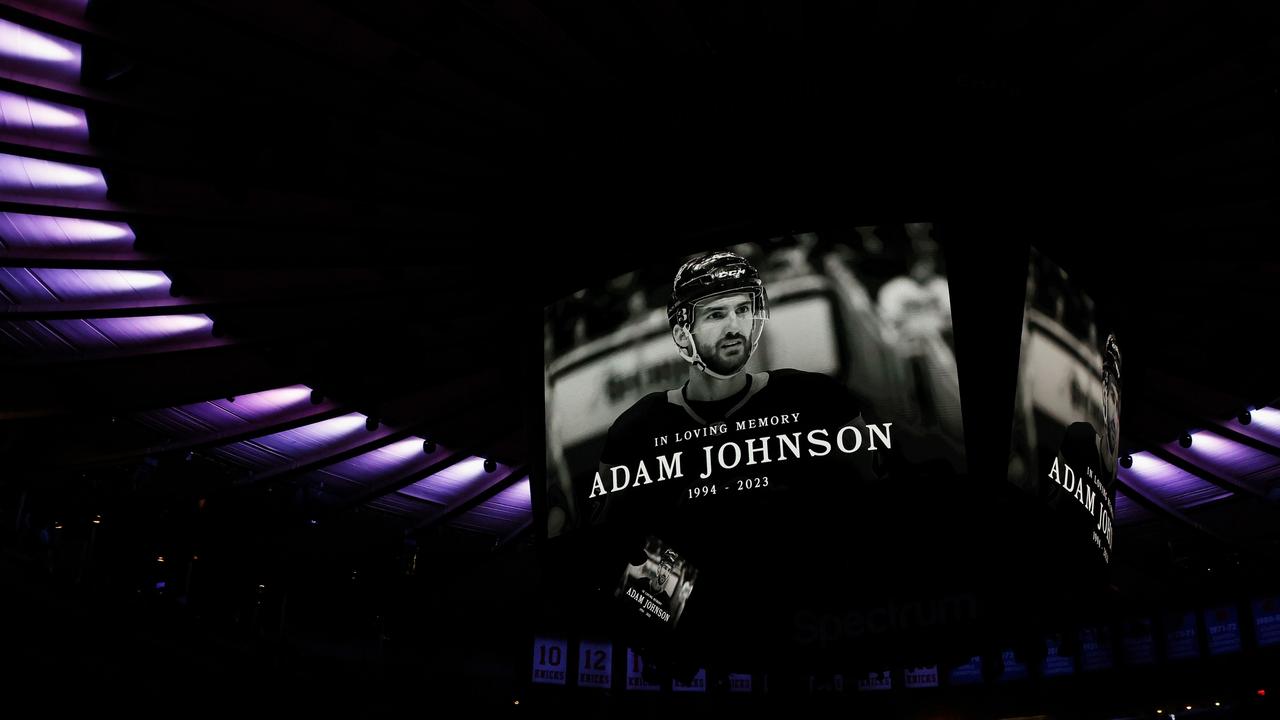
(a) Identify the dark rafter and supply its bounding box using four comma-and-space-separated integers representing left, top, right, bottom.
0, 196, 154, 223
0, 71, 167, 118
55, 399, 348, 469
0, 354, 292, 422
497, 517, 533, 548
332, 400, 521, 509
1197, 417, 1280, 460
0, 133, 97, 165
0, 334, 243, 368
339, 447, 476, 511
0, 133, 492, 213
0, 131, 265, 187
1141, 390, 1280, 460
3, 296, 218, 321
0, 283, 420, 321
0, 1, 108, 41
0, 238, 426, 271
0, 194, 485, 236
413, 464, 528, 533
0, 249, 159, 271
1141, 443, 1274, 504
235, 423, 422, 490
1114, 476, 1233, 546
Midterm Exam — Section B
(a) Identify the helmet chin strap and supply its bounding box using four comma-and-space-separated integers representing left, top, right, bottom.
693, 356, 743, 381
674, 324, 763, 381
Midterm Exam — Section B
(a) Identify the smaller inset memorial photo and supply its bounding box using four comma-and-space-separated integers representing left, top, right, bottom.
615, 535, 698, 629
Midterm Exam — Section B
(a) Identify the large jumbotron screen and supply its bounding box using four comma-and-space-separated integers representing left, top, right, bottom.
541, 226, 967, 637
1008, 247, 1120, 567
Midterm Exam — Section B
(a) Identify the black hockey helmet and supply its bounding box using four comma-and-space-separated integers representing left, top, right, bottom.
667, 251, 769, 330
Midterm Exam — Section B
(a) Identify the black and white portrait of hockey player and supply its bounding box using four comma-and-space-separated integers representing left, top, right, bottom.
590, 250, 880, 532
544, 229, 967, 540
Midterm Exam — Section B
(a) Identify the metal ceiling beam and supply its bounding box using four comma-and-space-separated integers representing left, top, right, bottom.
412, 464, 528, 533
338, 447, 476, 511
1139, 381, 1280, 459
0, 246, 371, 271
229, 379, 509, 491
0, 335, 245, 368
0, 195, 165, 223
0, 249, 158, 270
0, 70, 167, 117
0, 33, 509, 175
497, 516, 533, 549
325, 384, 520, 502
0, 130, 501, 210
1197, 417, 1280, 460
0, 352, 291, 421
1141, 443, 1275, 504
0, 283, 419, 321
114, 234, 495, 268
0, 1, 112, 42
234, 423, 419, 490
0, 193, 487, 235
1114, 475, 1233, 547
0, 133, 104, 169
2, 296, 217, 321
2, 361, 501, 427
55, 399, 349, 469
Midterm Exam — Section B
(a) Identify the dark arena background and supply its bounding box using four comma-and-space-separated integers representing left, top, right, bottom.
1, 1, 1278, 718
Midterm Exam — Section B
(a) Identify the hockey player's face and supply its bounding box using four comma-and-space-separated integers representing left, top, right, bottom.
1102, 376, 1120, 455
692, 292, 756, 376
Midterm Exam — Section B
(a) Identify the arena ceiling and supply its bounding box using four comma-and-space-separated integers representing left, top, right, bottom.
0, 0, 1278, 607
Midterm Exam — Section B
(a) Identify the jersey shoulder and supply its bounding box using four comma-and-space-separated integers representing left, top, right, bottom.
763, 368, 855, 400
765, 368, 842, 389
756, 369, 861, 419
608, 391, 676, 436
602, 391, 679, 463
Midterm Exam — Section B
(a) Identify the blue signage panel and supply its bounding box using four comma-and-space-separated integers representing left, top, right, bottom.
904, 666, 939, 688
1253, 596, 1280, 647
999, 649, 1029, 682
947, 656, 984, 686
577, 641, 612, 689
1205, 605, 1241, 656
1165, 611, 1200, 661
1121, 619, 1155, 666
857, 671, 892, 692
626, 648, 660, 691
672, 668, 706, 693
1042, 636, 1075, 677
1081, 626, 1115, 671
532, 637, 568, 685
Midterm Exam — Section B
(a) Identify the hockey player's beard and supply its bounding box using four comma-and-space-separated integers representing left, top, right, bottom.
699, 333, 750, 377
